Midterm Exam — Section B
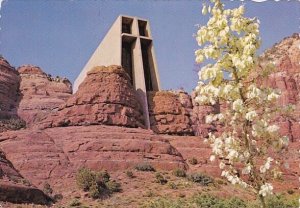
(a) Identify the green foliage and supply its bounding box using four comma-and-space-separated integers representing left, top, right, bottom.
188, 157, 198, 165
249, 194, 299, 208
135, 163, 155, 172
126, 170, 134, 178
141, 193, 299, 208
69, 198, 81, 207
0, 118, 26, 131
155, 172, 168, 185
187, 173, 213, 186
106, 180, 122, 192
172, 168, 186, 178
75, 167, 121, 199
76, 167, 96, 191
43, 182, 53, 195
88, 182, 105, 199
141, 197, 185, 208
167, 182, 177, 190
97, 170, 110, 183
141, 193, 247, 208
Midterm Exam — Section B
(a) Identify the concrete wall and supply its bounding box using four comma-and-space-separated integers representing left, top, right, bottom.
73, 16, 122, 92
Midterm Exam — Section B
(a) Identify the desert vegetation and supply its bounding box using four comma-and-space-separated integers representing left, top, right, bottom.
76, 167, 121, 199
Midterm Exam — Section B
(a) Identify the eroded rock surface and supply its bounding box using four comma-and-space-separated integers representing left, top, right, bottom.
17, 65, 72, 126
0, 57, 20, 119
0, 149, 50, 204
39, 66, 145, 129
148, 91, 194, 135
0, 125, 186, 192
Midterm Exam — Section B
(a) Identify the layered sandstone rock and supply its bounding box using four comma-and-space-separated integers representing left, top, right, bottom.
0, 149, 51, 204
0, 57, 20, 119
0, 57, 25, 133
0, 125, 186, 192
17, 65, 72, 126
39, 65, 145, 129
148, 91, 194, 135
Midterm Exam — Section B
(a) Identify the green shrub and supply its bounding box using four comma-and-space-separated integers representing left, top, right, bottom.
188, 157, 198, 165
155, 172, 168, 185
76, 167, 96, 191
135, 163, 155, 172
188, 173, 213, 186
69, 198, 81, 207
43, 182, 53, 195
106, 180, 122, 193
88, 183, 104, 199
0, 118, 26, 131
192, 194, 248, 208
141, 198, 185, 208
168, 182, 177, 189
96, 170, 110, 183
75, 167, 121, 199
172, 168, 186, 178
264, 194, 298, 208
126, 170, 134, 178
53, 193, 63, 202
141, 193, 297, 208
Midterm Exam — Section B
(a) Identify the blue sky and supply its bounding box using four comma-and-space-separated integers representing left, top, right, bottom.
0, 0, 299, 92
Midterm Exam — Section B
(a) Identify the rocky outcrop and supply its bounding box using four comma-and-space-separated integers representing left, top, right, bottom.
0, 57, 25, 133
0, 149, 51, 204
17, 65, 72, 126
0, 57, 20, 120
148, 91, 194, 135
0, 125, 186, 192
39, 65, 145, 129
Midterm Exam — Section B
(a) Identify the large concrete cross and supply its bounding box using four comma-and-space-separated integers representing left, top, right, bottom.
74, 15, 161, 129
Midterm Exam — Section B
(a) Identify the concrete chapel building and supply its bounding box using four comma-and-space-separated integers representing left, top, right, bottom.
74, 15, 161, 129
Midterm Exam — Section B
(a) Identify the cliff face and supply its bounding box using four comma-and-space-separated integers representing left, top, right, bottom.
0, 57, 20, 119
17, 65, 72, 126
39, 65, 145, 129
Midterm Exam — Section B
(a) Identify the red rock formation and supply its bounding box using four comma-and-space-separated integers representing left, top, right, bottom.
0, 57, 20, 119
17, 65, 72, 126
147, 91, 194, 135
0, 149, 51, 204
0, 125, 186, 192
39, 65, 145, 129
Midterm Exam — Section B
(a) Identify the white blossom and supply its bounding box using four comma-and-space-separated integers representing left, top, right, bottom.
194, 0, 286, 203
260, 157, 273, 173
259, 183, 273, 197
245, 110, 257, 121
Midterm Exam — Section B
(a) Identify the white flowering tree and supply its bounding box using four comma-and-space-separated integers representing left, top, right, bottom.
194, 0, 289, 207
